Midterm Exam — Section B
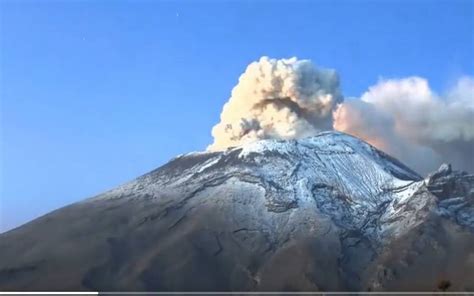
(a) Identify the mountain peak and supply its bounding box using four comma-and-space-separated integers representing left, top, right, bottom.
1, 132, 473, 291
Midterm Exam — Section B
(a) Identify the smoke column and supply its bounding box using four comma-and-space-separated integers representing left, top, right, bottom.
209, 57, 343, 151
210, 57, 474, 174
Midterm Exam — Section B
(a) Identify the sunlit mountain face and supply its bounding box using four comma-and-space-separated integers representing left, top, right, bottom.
1, 132, 473, 291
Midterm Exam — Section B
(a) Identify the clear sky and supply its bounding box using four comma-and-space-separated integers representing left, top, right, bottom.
1, 0, 473, 232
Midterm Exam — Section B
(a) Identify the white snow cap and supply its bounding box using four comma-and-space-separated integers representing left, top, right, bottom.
209, 57, 343, 151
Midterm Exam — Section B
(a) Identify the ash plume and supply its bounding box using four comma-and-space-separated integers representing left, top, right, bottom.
334, 76, 474, 174
208, 57, 343, 151
209, 57, 473, 174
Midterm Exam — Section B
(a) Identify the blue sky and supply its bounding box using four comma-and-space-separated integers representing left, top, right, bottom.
1, 0, 473, 232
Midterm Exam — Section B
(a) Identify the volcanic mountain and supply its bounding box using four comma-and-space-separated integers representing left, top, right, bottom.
1, 131, 473, 291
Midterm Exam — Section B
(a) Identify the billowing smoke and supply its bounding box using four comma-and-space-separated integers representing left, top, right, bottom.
209, 56, 473, 175
209, 57, 343, 151
334, 76, 474, 174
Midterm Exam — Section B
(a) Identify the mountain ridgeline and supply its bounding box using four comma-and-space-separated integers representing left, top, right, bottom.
1, 132, 473, 291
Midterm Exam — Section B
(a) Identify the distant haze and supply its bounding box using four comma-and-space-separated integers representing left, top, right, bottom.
210, 57, 474, 175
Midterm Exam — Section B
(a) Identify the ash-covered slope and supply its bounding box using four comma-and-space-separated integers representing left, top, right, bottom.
1, 131, 473, 291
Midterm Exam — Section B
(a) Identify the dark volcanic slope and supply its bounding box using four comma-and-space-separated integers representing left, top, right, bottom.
0, 132, 473, 292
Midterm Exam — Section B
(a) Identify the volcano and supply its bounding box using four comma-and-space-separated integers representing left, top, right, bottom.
1, 131, 473, 292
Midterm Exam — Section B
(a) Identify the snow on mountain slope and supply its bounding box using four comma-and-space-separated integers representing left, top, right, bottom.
97, 131, 423, 238
0, 131, 473, 291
